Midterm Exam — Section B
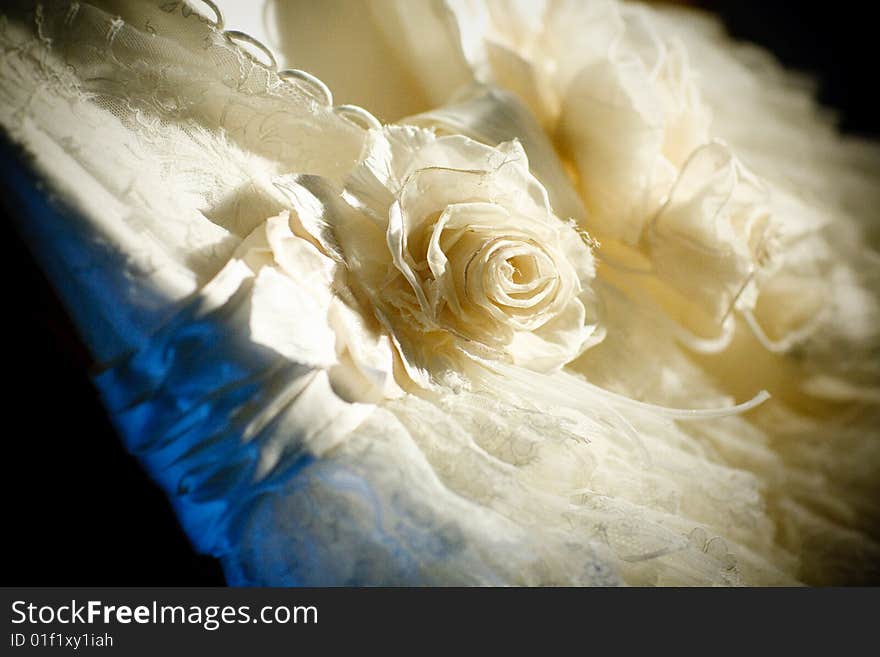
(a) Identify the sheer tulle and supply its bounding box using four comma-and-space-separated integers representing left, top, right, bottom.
2, 0, 878, 585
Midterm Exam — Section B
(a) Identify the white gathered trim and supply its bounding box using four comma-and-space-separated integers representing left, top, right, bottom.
202, 0, 382, 129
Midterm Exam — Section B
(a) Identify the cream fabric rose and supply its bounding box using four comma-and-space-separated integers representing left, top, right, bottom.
5, 0, 880, 587
219, 127, 603, 392
231, 204, 403, 404
368, 0, 712, 242
643, 142, 777, 329
359, 0, 846, 351
214, 0, 876, 361
338, 126, 602, 385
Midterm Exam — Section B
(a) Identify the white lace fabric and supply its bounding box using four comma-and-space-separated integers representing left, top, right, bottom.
1, 0, 878, 585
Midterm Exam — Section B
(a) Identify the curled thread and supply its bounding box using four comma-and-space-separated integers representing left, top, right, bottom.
190, 0, 223, 30
482, 359, 771, 422
335, 104, 382, 131
669, 312, 736, 354
63, 2, 80, 26
582, 379, 771, 420
742, 308, 821, 354
224, 29, 277, 70
278, 68, 334, 107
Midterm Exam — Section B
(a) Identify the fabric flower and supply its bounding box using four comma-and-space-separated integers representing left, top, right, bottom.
246, 127, 604, 388
345, 1, 808, 348
233, 202, 404, 403
342, 126, 603, 383
3, 0, 880, 588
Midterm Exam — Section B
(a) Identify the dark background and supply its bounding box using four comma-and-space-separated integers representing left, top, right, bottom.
1, 3, 876, 585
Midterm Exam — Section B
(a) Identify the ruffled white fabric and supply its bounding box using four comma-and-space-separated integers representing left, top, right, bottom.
1, 0, 878, 585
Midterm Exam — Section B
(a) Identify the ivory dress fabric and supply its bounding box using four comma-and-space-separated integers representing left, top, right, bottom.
1, 0, 878, 585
